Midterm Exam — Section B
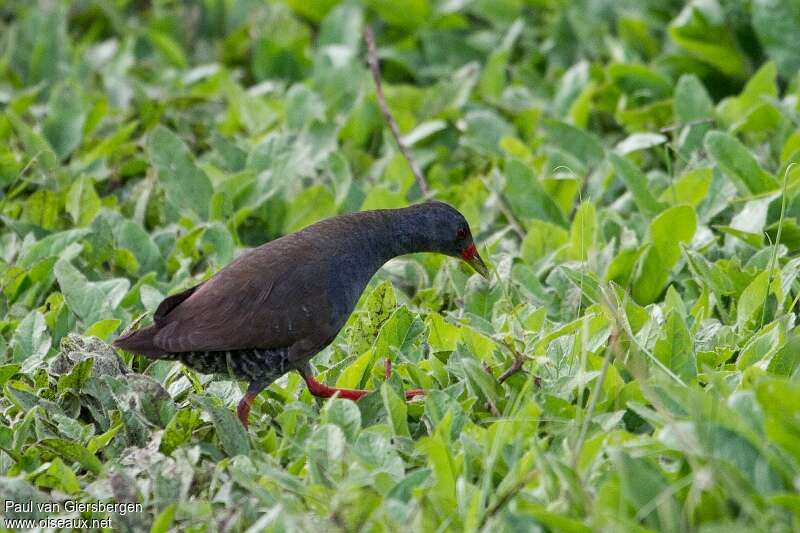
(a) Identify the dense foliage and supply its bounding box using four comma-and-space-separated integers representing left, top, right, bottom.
1, 0, 800, 530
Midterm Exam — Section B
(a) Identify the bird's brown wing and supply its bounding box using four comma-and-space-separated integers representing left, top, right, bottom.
152, 234, 337, 354
153, 281, 206, 326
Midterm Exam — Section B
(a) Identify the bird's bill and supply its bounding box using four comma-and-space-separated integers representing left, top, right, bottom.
462, 246, 490, 278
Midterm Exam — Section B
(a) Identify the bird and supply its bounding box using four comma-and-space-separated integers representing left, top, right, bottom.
113, 201, 488, 427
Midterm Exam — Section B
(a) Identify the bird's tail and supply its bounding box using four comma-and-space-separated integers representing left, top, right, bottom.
113, 325, 169, 358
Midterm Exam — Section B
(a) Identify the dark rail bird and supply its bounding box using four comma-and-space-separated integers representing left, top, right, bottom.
114, 201, 488, 427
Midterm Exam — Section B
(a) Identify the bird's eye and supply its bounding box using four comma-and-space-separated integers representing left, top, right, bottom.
456, 227, 467, 239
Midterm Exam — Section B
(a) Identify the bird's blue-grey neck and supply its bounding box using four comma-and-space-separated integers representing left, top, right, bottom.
380, 206, 444, 258
331, 204, 463, 272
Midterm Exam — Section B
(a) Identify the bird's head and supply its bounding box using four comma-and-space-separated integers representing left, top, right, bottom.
412, 201, 489, 278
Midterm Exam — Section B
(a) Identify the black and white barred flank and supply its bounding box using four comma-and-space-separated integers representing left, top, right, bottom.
178, 347, 291, 386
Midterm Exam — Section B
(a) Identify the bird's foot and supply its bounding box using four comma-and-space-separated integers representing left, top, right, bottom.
303, 358, 425, 401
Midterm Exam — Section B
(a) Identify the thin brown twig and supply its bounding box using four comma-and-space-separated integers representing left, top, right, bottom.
497, 356, 525, 384
496, 338, 530, 384
364, 26, 429, 197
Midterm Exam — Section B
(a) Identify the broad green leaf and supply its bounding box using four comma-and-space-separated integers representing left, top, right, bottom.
11, 310, 50, 363
66, 177, 101, 227
609, 63, 672, 100
38, 438, 103, 474
306, 424, 347, 486
381, 382, 410, 437
191, 395, 250, 457
364, 0, 430, 30
668, 0, 747, 77
674, 74, 714, 122
147, 125, 214, 220
321, 398, 361, 443
738, 321, 784, 369
752, 0, 800, 78
505, 158, 567, 227
84, 319, 121, 341
54, 259, 130, 325
161, 408, 201, 455
654, 310, 697, 382
479, 20, 523, 100
632, 205, 697, 304
705, 131, 777, 194
543, 120, 605, 165
43, 82, 86, 160
717, 62, 781, 134
611, 450, 680, 530
609, 153, 667, 217
674, 74, 714, 153
658, 167, 712, 206
283, 184, 336, 233
737, 271, 770, 327
427, 313, 461, 353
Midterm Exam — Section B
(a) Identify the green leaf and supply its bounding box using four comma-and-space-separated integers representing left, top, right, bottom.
11, 310, 50, 363
658, 167, 712, 207
161, 408, 201, 455
609, 153, 667, 217
654, 311, 697, 382
283, 185, 336, 234
674, 74, 714, 122
150, 503, 177, 533
321, 398, 361, 443
43, 82, 86, 160
66, 177, 101, 227
38, 438, 103, 474
505, 158, 567, 227
191, 395, 250, 457
6, 110, 58, 173
479, 20, 523, 100
717, 62, 781, 134
364, 0, 430, 30
286, 0, 339, 22
609, 63, 672, 100
374, 307, 423, 362
381, 382, 410, 437
306, 424, 347, 486
632, 205, 697, 304
737, 271, 770, 327
752, 0, 800, 78
668, 0, 748, 78
611, 450, 680, 530
147, 30, 188, 68
84, 319, 121, 341
427, 314, 461, 353
543, 120, 605, 166
57, 358, 93, 392
704, 131, 777, 194
54, 259, 130, 325
737, 321, 784, 369
0, 365, 20, 388
347, 281, 397, 356
673, 74, 714, 153
147, 125, 214, 220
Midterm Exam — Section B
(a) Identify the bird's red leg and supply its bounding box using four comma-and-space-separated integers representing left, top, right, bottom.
385, 358, 425, 399
303, 374, 371, 400
303, 359, 425, 402
236, 389, 259, 428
